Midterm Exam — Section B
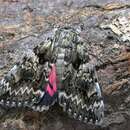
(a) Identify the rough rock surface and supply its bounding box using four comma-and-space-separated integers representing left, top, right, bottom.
0, 0, 130, 130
